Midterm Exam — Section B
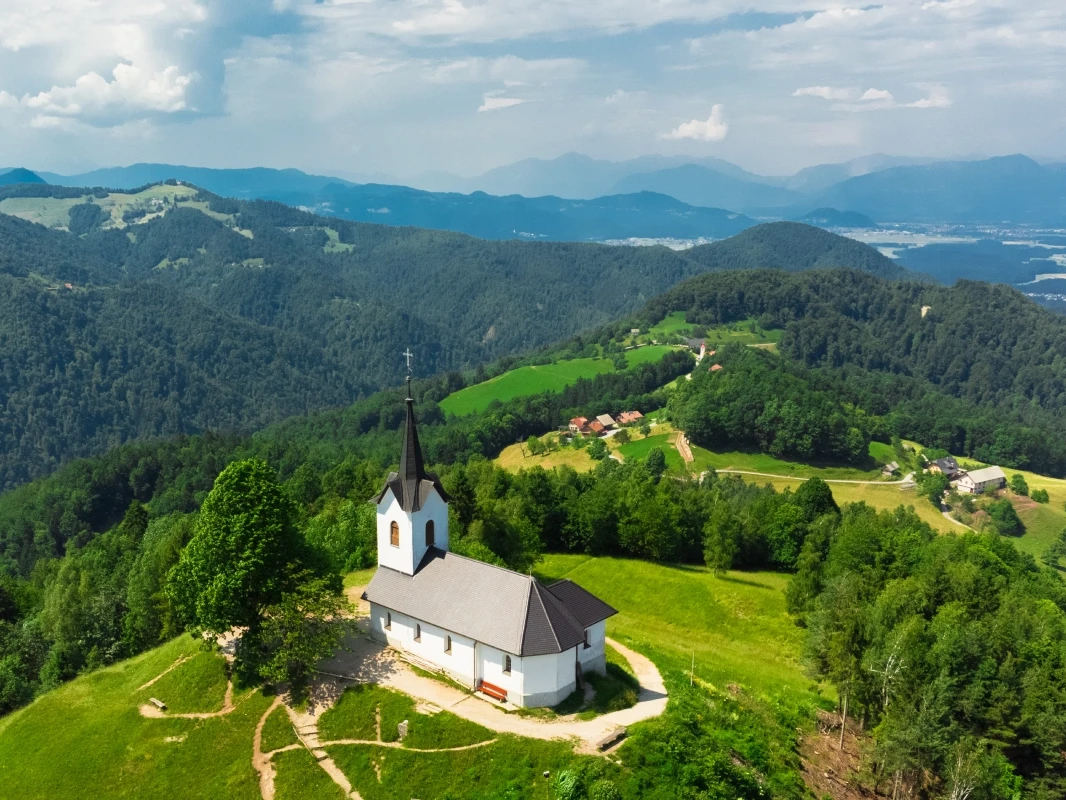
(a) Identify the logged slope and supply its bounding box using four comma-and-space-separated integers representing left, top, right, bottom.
0, 190, 901, 489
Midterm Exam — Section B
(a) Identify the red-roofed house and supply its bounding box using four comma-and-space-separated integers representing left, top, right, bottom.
588, 419, 606, 435
616, 410, 644, 425
569, 416, 589, 434
710, 364, 723, 372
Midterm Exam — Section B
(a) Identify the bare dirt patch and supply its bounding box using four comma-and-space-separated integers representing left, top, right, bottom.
798, 711, 882, 800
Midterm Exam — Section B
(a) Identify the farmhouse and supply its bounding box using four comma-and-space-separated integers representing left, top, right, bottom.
568, 416, 589, 434
366, 382, 617, 707
930, 456, 960, 477
595, 413, 616, 430
616, 410, 644, 425
956, 466, 1007, 494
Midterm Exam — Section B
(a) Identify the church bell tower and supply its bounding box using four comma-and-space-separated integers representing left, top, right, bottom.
373, 372, 450, 575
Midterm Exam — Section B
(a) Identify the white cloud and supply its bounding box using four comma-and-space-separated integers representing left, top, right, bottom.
18, 63, 195, 123
793, 86, 855, 101
663, 104, 728, 141
860, 88, 894, 102
478, 93, 526, 112
907, 84, 952, 108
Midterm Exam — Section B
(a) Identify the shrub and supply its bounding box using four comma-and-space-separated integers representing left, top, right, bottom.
1010, 473, 1029, 496
1031, 488, 1049, 503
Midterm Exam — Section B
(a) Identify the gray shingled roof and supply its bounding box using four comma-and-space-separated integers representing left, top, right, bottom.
365, 549, 616, 656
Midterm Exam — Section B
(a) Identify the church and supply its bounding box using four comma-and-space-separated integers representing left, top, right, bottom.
365, 380, 617, 708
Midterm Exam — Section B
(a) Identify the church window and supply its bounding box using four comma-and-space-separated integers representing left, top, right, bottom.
445, 635, 452, 654
415, 623, 421, 642
426, 519, 435, 547
503, 655, 512, 674
385, 612, 391, 631
390, 520, 399, 547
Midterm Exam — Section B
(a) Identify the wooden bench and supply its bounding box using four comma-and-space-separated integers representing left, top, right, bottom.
595, 727, 627, 751
477, 680, 507, 702
149, 698, 167, 711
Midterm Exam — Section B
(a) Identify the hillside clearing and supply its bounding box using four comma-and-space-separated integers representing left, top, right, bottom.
439, 346, 678, 417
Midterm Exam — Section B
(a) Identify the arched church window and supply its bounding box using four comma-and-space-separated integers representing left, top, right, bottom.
390, 520, 399, 547
426, 519, 435, 547
504, 655, 512, 674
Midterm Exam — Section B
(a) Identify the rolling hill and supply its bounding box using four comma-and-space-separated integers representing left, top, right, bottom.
0, 187, 903, 489
43, 162, 755, 241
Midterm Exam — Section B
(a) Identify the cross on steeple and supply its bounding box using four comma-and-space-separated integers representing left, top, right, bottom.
403, 347, 414, 373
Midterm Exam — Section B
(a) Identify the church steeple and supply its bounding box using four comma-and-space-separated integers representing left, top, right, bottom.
374, 360, 451, 576
399, 376, 429, 512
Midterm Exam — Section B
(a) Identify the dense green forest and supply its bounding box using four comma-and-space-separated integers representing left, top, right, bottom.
647, 269, 1066, 475
0, 187, 902, 489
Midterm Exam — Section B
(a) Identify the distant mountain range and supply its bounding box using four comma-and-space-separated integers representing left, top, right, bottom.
7, 151, 1066, 229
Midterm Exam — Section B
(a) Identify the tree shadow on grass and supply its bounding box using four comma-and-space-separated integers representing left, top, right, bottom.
713, 574, 777, 590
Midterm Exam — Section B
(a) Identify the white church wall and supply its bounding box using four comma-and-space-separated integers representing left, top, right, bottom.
477, 644, 523, 699
408, 490, 449, 570
578, 620, 608, 675
519, 649, 579, 708
375, 493, 414, 575
376, 487, 450, 575
368, 603, 476, 686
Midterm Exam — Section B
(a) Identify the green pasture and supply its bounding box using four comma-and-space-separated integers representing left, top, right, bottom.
440, 345, 677, 417
0, 636, 270, 800
535, 555, 827, 707
689, 442, 887, 481
615, 433, 684, 470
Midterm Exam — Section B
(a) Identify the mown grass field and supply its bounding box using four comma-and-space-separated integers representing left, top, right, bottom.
536, 555, 827, 706
948, 454, 1066, 558
647, 312, 782, 348
689, 442, 887, 481
0, 185, 216, 231
439, 346, 679, 417
616, 433, 684, 470
0, 636, 270, 800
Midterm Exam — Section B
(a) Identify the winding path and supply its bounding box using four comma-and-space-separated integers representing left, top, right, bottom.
317, 625, 668, 755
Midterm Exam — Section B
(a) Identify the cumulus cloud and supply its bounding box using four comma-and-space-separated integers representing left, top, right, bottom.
860, 88, 894, 102
17, 63, 195, 123
478, 92, 526, 112
663, 104, 728, 141
907, 84, 952, 108
793, 86, 855, 101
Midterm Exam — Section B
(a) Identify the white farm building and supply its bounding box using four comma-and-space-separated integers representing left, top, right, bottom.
956, 465, 1007, 494
365, 381, 616, 708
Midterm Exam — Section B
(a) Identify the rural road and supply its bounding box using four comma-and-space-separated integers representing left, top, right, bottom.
713, 469, 907, 486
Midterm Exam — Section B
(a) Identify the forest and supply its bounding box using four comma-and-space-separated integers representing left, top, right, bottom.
646, 268, 1066, 476
0, 188, 900, 489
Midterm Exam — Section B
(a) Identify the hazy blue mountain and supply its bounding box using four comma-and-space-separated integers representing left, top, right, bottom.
812, 154, 1066, 223
288, 184, 756, 240
41, 163, 753, 240
47, 163, 359, 197
796, 208, 877, 229
417, 152, 769, 198
611, 164, 803, 211
777, 155, 941, 192
0, 168, 46, 185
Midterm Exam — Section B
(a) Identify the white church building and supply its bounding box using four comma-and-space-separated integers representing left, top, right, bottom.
365, 381, 616, 708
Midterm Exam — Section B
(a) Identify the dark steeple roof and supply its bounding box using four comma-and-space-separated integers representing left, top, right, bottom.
398, 377, 426, 507
375, 377, 449, 512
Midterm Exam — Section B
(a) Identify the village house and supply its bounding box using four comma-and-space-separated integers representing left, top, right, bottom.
568, 416, 589, 435
365, 382, 617, 708
956, 466, 1007, 494
929, 456, 960, 477
587, 419, 606, 436
616, 410, 644, 425
595, 414, 616, 430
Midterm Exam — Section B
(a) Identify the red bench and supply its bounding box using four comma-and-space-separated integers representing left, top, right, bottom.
477, 680, 507, 702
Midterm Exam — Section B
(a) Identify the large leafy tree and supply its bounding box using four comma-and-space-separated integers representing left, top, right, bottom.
167, 459, 306, 636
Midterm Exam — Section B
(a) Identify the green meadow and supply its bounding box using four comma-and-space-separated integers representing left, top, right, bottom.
616, 433, 684, 470
648, 312, 782, 348
439, 345, 678, 417
535, 555, 827, 706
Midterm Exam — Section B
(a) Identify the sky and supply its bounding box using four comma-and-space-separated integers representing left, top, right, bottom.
0, 0, 1064, 179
